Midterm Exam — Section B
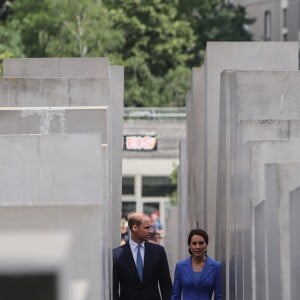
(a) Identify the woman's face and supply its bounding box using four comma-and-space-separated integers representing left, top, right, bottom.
189, 234, 207, 258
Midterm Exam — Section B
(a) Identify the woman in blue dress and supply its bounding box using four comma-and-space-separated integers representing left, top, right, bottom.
171, 228, 222, 300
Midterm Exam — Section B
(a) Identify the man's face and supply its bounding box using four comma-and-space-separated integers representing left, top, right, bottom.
133, 215, 153, 243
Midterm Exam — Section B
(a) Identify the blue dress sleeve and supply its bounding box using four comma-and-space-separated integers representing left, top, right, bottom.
214, 262, 222, 300
171, 262, 182, 300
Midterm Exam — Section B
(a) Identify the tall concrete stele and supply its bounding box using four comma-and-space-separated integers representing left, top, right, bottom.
0, 58, 124, 300
172, 41, 300, 300
0, 231, 74, 300
218, 70, 300, 299
205, 42, 298, 256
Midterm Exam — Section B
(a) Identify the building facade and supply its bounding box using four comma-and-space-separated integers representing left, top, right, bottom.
122, 107, 186, 236
230, 0, 298, 42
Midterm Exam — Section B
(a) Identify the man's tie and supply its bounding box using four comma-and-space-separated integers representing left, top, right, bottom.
136, 244, 143, 281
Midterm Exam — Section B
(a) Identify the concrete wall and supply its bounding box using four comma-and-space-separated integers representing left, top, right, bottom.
289, 185, 300, 300
3, 57, 124, 248
0, 231, 72, 300
186, 67, 207, 231
264, 163, 300, 300
183, 43, 300, 299
202, 42, 298, 253
0, 205, 103, 300
217, 69, 300, 299
0, 57, 124, 300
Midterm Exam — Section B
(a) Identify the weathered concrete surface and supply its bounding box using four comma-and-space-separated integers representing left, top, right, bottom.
204, 42, 298, 258
0, 205, 103, 300
218, 69, 300, 299
0, 231, 72, 300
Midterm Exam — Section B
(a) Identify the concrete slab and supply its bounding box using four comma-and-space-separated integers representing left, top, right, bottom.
3, 57, 110, 78
0, 58, 124, 300
0, 205, 104, 300
0, 106, 107, 141
0, 231, 72, 300
0, 78, 110, 107
164, 206, 179, 277
109, 65, 124, 248
254, 201, 266, 300
218, 69, 300, 299
71, 280, 90, 300
186, 67, 207, 231
204, 42, 298, 258
264, 162, 300, 299
289, 186, 300, 300
178, 139, 189, 260
3, 58, 124, 249
0, 133, 103, 205
0, 107, 106, 205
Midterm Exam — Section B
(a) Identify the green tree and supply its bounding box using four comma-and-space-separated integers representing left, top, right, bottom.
168, 163, 178, 206
104, 0, 195, 107
0, 19, 23, 75
9, 0, 124, 60
178, 0, 255, 66
8, 0, 57, 57
0, 0, 22, 75
5, 0, 254, 107
0, 0, 13, 22
46, 0, 124, 60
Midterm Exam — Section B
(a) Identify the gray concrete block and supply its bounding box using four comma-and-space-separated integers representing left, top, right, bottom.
0, 107, 107, 141
71, 280, 90, 300
186, 67, 207, 231
0, 134, 105, 204
0, 58, 124, 300
264, 163, 300, 300
225, 139, 300, 300
0, 78, 110, 107
0, 231, 72, 300
289, 186, 300, 300
3, 57, 110, 78
0, 107, 106, 205
164, 206, 179, 277
178, 139, 190, 260
0, 205, 104, 300
109, 66, 124, 248
204, 42, 298, 258
254, 201, 266, 300
218, 69, 300, 299
0, 133, 103, 205
3, 58, 124, 249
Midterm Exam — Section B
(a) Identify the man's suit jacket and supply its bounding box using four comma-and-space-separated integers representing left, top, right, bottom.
113, 241, 172, 300
171, 256, 222, 300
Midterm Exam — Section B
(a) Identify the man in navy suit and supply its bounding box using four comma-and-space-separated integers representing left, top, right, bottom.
113, 212, 172, 300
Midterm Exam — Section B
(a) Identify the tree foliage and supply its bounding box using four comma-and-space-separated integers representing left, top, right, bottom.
168, 163, 179, 206
0, 0, 22, 75
104, 0, 195, 106
2, 0, 254, 107
0, 0, 13, 22
178, 0, 255, 66
10, 0, 124, 60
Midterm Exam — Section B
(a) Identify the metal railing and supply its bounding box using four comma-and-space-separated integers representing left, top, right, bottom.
124, 107, 186, 120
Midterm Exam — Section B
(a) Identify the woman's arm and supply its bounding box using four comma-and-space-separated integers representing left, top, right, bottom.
171, 263, 182, 300
214, 262, 222, 300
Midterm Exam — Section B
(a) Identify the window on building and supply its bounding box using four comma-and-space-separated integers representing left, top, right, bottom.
122, 176, 134, 195
142, 176, 176, 197
283, 8, 287, 28
122, 201, 136, 219
264, 10, 272, 41
143, 202, 160, 215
